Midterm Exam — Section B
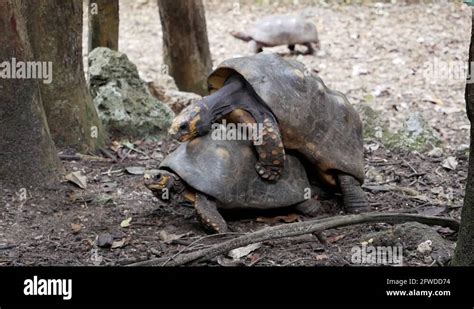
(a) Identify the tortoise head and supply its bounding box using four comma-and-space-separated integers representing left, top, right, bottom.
145, 170, 194, 205
144, 170, 175, 200
169, 102, 210, 142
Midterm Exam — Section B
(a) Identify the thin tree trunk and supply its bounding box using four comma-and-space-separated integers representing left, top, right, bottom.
88, 0, 119, 52
0, 0, 62, 189
452, 9, 474, 266
157, 0, 212, 95
22, 0, 107, 153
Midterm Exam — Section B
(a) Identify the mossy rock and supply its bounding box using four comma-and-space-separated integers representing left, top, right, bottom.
88, 47, 175, 138
356, 103, 441, 152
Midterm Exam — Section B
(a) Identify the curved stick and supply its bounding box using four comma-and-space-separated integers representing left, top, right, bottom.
128, 213, 459, 267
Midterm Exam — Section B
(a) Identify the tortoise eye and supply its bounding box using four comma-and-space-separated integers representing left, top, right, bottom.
179, 123, 188, 131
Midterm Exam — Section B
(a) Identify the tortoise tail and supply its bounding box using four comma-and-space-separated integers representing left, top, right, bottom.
337, 174, 370, 214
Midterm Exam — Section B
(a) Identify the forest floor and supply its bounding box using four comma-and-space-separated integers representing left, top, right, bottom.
0, 1, 471, 266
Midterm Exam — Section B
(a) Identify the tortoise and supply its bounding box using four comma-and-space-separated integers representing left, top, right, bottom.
230, 15, 320, 54
145, 127, 321, 233
168, 53, 368, 213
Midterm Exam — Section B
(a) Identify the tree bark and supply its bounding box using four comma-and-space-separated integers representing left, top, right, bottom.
0, 0, 62, 189
22, 0, 107, 153
452, 9, 474, 266
88, 0, 119, 52
157, 0, 212, 95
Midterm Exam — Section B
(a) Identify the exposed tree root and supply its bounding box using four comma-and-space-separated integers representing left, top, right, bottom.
128, 213, 459, 267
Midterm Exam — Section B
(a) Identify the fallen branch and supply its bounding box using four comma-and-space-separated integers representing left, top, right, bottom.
128, 212, 459, 267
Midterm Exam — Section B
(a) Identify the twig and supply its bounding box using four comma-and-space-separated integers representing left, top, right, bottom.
402, 159, 418, 174
58, 153, 112, 162
99, 147, 118, 162
364, 179, 398, 186
247, 255, 266, 267
280, 258, 315, 266
368, 160, 402, 166
120, 148, 133, 163
162, 232, 245, 266
0, 244, 16, 250
406, 172, 426, 178
127, 213, 459, 267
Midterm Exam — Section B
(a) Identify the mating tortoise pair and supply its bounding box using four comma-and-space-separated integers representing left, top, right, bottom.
146, 53, 368, 233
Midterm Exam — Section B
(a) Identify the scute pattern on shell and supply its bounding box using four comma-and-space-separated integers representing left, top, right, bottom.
160, 126, 311, 209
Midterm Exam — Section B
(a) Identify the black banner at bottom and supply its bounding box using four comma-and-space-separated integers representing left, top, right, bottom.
0, 267, 472, 307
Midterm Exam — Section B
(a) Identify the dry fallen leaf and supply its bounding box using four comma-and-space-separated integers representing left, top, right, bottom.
315, 254, 329, 261
110, 141, 122, 152
423, 95, 444, 105
159, 230, 186, 244
228, 243, 262, 260
327, 234, 346, 244
441, 156, 458, 170
256, 213, 300, 224
111, 238, 127, 249
70, 223, 82, 234
125, 166, 145, 175
217, 255, 245, 267
120, 217, 132, 228
65, 171, 87, 189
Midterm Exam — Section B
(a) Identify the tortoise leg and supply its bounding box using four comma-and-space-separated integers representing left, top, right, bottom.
194, 193, 228, 234
254, 117, 285, 181
337, 174, 370, 214
303, 42, 314, 55
295, 198, 321, 217
226, 109, 285, 182
249, 40, 263, 53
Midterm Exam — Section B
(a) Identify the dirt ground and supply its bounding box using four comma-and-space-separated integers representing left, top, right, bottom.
0, 1, 470, 266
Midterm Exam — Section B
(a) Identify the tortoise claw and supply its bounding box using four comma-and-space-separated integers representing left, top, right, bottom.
255, 162, 282, 181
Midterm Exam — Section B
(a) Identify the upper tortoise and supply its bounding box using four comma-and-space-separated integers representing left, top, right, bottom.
230, 15, 320, 54
169, 53, 368, 213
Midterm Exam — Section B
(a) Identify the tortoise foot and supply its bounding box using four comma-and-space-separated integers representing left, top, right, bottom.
195, 193, 228, 234
337, 174, 370, 214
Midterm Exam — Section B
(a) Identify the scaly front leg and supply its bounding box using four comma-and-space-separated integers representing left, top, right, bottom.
227, 109, 285, 181
254, 117, 286, 181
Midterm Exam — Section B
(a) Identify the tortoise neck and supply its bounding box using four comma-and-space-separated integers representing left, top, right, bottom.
201, 75, 258, 124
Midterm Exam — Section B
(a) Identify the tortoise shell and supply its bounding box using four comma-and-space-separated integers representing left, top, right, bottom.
207, 53, 365, 186
244, 15, 319, 47
159, 127, 310, 209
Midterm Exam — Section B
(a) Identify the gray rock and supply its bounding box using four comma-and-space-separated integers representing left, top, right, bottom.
97, 233, 114, 248
369, 222, 454, 265
356, 104, 441, 152
88, 47, 174, 138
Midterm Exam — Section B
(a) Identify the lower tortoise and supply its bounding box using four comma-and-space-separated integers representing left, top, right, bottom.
145, 127, 320, 233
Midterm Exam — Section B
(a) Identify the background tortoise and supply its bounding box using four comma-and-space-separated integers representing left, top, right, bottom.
169, 53, 368, 213
230, 15, 320, 54
145, 127, 320, 233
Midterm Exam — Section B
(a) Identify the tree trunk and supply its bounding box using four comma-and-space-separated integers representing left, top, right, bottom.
0, 0, 62, 190
157, 0, 212, 95
88, 0, 119, 52
452, 10, 474, 266
22, 0, 107, 153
